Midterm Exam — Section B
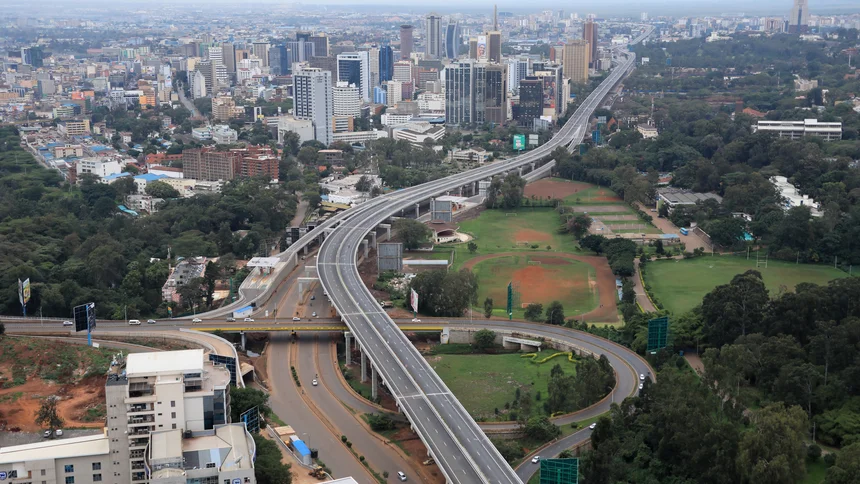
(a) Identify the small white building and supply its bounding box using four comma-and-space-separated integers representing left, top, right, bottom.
277, 116, 315, 145
753, 119, 842, 141
771, 175, 823, 217
637, 125, 659, 139
211, 125, 238, 144
449, 148, 490, 164
191, 126, 212, 141
76, 157, 121, 180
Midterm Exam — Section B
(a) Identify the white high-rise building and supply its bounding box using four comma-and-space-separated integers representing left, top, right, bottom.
426, 14, 443, 59
333, 81, 361, 118
507, 58, 529, 94
368, 47, 380, 87
337, 52, 371, 102
393, 61, 413, 83
294, 67, 334, 146
789, 0, 810, 33
385, 80, 403, 107
190, 69, 207, 98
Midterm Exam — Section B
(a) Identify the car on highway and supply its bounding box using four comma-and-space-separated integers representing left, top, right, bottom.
292, 317, 301, 321
531, 456, 541, 464
311, 312, 317, 317
62, 320, 73, 326
226, 317, 235, 322
638, 382, 644, 390
192, 318, 202, 324
640, 373, 645, 381
312, 379, 318, 386
146, 319, 156, 324
244, 317, 255, 322
55, 429, 63, 437
311, 295, 315, 300
411, 318, 421, 322
128, 319, 141, 325
589, 423, 597, 430
397, 471, 407, 481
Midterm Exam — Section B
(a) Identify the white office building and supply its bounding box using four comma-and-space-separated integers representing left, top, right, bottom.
76, 157, 122, 181
333, 82, 361, 118
385, 80, 403, 107
753, 119, 842, 141
278, 116, 315, 145
337, 52, 370, 102
211, 125, 239, 144
294, 67, 334, 146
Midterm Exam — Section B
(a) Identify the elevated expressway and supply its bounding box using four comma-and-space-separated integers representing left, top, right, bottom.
314, 30, 653, 484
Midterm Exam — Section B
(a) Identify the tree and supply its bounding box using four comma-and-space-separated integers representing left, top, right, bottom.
468, 241, 478, 254
580, 234, 606, 254
706, 217, 746, 248
568, 214, 593, 239
229, 387, 271, 423
545, 301, 565, 325
483, 297, 494, 318
826, 442, 860, 484
145, 180, 180, 199
473, 329, 496, 351
35, 395, 64, 432
409, 269, 478, 317
738, 404, 808, 484
282, 130, 301, 156
655, 238, 665, 255
523, 415, 561, 441
355, 175, 373, 192
700, 270, 769, 347
253, 434, 293, 484
394, 218, 432, 250
524, 303, 544, 322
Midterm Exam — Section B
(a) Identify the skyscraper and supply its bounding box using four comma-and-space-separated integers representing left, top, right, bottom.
333, 82, 361, 118
563, 39, 589, 84
426, 14, 443, 59
583, 21, 598, 67
379, 45, 394, 82
789, 0, 810, 33
252, 42, 270, 67
294, 67, 333, 146
268, 45, 289, 76
507, 57, 529, 94
286, 40, 315, 64
446, 61, 474, 126
478, 63, 507, 125
368, 46, 380, 87
21, 46, 44, 68
221, 43, 236, 73
445, 21, 461, 60
400, 25, 414, 60
337, 51, 370, 102
487, 31, 502, 63
310, 33, 330, 57
517, 77, 543, 127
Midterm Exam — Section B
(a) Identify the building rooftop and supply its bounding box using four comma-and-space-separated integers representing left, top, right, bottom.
182, 424, 254, 471
149, 429, 183, 461
126, 349, 205, 377
0, 433, 109, 465
657, 187, 723, 205
135, 173, 169, 182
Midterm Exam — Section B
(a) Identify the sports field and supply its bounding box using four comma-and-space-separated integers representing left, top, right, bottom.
645, 256, 848, 314
469, 254, 598, 318
427, 349, 578, 420
455, 207, 581, 258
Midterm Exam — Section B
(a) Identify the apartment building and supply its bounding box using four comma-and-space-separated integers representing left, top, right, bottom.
753, 119, 842, 141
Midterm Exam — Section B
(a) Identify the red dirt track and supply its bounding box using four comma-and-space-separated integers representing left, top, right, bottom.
462, 252, 619, 322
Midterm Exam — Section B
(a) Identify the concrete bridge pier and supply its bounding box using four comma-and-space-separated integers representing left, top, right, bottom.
360, 239, 369, 258
369, 231, 377, 248
415, 203, 420, 218
240, 331, 246, 351
344, 332, 353, 365
371, 365, 378, 400
378, 223, 391, 242
361, 351, 368, 383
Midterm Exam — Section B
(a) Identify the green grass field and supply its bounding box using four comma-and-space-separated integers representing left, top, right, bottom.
428, 349, 577, 420
645, 256, 847, 314
470, 254, 598, 319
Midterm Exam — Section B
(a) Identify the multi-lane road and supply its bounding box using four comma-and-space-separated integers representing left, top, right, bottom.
315, 29, 652, 483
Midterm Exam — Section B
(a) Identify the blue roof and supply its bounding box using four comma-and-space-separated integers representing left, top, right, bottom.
46, 142, 64, 148
660, 234, 680, 239
134, 173, 168, 182
104, 172, 132, 181
292, 440, 310, 456
91, 145, 110, 152
117, 205, 139, 217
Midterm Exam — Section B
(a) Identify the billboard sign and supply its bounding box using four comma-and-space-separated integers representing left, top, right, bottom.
22, 278, 30, 305
513, 134, 526, 151
477, 36, 488, 59
410, 288, 419, 314
647, 316, 669, 353
73, 302, 96, 333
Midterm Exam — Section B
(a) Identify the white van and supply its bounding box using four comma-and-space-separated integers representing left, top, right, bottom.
128, 319, 141, 325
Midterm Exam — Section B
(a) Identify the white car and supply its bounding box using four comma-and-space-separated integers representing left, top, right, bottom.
639, 373, 645, 381
638, 383, 644, 390
147, 319, 156, 324
55, 429, 63, 437
311, 312, 317, 318
192, 318, 202, 324
292, 317, 301, 321
128, 319, 141, 325
312, 379, 318, 386
62, 320, 73, 327
397, 471, 407, 482
412, 318, 421, 322
531, 456, 541, 464
589, 423, 597, 430
244, 317, 255, 322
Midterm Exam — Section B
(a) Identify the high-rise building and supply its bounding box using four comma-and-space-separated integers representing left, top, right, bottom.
374, 85, 388, 105
446, 60, 474, 126
379, 45, 394, 82
286, 40, 315, 64
182, 148, 241, 180
487, 31, 502, 63
400, 25, 414, 60
507, 57, 529, 94
193, 61, 216, 96
21, 46, 44, 68
268, 44, 289, 76
221, 43, 236, 73
469, 38, 478, 59
294, 67, 334, 146
393, 60, 414, 84
789, 0, 810, 33
337, 52, 370, 102
563, 39, 589, 84
531, 63, 564, 117
426, 14, 443, 59
368, 47, 380, 87
252, 41, 270, 67
517, 77, 544, 126
385, 80, 403, 107
445, 21, 462, 60
583, 21, 598, 67
190, 70, 207, 98
477, 63, 507, 125
333, 81, 361, 117
310, 33, 330, 57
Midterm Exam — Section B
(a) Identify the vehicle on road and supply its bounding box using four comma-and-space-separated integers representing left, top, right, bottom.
226, 317, 235, 322
680, 227, 689, 236
43, 430, 52, 438
589, 423, 597, 430
412, 318, 421, 322
638, 382, 644, 390
128, 319, 141, 325
292, 317, 301, 321
531, 456, 541, 464
639, 373, 645, 381
192, 318, 202, 324
312, 379, 318, 386
397, 471, 407, 481
311, 312, 317, 317
311, 295, 315, 300
62, 320, 73, 326
244, 317, 255, 322
55, 429, 63, 437
146, 319, 156, 324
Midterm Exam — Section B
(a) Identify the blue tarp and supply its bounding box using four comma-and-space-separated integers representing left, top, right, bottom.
292, 440, 310, 456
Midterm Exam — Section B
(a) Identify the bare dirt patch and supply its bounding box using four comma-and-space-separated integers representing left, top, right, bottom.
513, 264, 589, 306
572, 205, 628, 213
391, 426, 445, 483
462, 252, 619, 322
514, 228, 553, 243
594, 189, 622, 202
524, 179, 591, 200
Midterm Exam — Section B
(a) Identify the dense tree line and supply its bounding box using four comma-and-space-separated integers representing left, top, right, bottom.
407, 269, 477, 317
0, 125, 297, 319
